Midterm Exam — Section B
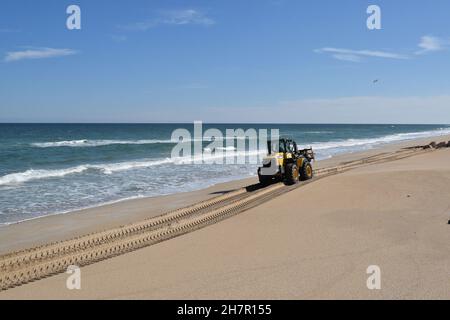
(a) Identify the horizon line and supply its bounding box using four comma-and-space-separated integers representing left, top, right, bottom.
0, 122, 449, 126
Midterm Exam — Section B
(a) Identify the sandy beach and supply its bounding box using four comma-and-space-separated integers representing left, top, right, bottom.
4, 0, 450, 304
0, 135, 449, 299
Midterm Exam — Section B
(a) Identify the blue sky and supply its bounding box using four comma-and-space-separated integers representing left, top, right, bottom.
0, 0, 450, 123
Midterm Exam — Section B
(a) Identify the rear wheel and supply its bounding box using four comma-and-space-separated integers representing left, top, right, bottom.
285, 163, 299, 185
300, 161, 313, 181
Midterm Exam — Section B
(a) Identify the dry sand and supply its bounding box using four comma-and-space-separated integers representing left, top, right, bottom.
0, 135, 449, 299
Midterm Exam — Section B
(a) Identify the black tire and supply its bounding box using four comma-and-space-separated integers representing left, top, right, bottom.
300, 161, 313, 181
258, 169, 272, 186
285, 163, 299, 185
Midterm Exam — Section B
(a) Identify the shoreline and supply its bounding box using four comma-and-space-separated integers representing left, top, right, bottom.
0, 133, 449, 255
0, 175, 257, 228
2, 126, 450, 227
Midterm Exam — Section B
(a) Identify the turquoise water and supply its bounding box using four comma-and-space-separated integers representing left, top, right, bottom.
1, 123, 449, 225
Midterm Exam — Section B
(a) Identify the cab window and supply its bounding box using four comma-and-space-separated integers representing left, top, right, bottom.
271, 141, 285, 153
286, 142, 295, 153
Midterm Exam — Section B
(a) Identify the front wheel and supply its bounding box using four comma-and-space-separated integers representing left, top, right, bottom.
285, 163, 299, 185
300, 161, 313, 181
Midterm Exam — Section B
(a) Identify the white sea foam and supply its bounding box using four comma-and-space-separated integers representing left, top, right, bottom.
0, 150, 266, 186
31, 139, 173, 148
301, 128, 450, 151
31, 137, 255, 148
0, 159, 173, 185
0, 166, 90, 185
305, 131, 335, 134
204, 146, 237, 152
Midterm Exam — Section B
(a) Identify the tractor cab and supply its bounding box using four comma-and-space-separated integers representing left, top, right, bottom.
267, 138, 298, 156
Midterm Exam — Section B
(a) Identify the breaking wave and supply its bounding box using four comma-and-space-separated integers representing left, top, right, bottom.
0, 150, 265, 186
31, 137, 256, 148
31, 139, 174, 148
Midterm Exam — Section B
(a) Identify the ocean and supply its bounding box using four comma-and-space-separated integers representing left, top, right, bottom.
1, 123, 449, 225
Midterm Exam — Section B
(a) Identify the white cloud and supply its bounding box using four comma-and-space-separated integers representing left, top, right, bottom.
315, 47, 409, 62
416, 35, 447, 54
121, 9, 215, 31
317, 35, 450, 62
329, 53, 362, 63
161, 9, 215, 26
4, 48, 78, 62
